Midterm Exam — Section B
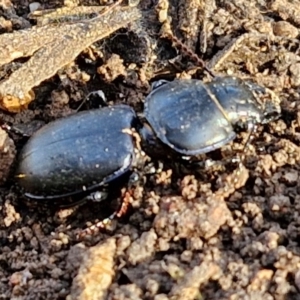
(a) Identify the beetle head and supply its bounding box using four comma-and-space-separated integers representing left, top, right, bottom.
261, 100, 281, 124
246, 82, 281, 124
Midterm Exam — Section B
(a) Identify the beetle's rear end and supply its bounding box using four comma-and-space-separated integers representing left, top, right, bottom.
16, 105, 137, 200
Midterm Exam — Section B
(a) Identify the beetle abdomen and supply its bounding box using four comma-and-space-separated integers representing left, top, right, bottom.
17, 105, 136, 198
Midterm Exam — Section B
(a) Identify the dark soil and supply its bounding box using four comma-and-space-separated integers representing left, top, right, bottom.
1, 0, 300, 299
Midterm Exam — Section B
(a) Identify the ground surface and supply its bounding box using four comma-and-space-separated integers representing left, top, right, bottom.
1, 0, 300, 299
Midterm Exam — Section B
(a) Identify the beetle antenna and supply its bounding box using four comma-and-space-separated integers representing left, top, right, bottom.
161, 31, 215, 78
77, 168, 144, 239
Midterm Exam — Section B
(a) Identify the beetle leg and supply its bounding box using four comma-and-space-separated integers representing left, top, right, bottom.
85, 190, 109, 203
234, 121, 258, 165
212, 121, 258, 166
1, 120, 45, 137
76, 90, 108, 111
221, 122, 258, 178
242, 122, 257, 153
77, 190, 132, 239
115, 190, 132, 218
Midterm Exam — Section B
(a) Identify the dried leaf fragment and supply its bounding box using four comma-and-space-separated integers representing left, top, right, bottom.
0, 5, 141, 112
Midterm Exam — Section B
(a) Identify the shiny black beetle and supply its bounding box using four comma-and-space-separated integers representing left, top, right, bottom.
16, 76, 280, 203
16, 105, 140, 200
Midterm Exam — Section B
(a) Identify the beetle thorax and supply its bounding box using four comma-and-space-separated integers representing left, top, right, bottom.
219, 96, 264, 129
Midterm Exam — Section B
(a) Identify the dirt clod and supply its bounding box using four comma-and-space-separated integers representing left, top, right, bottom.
69, 238, 116, 300
0, 127, 16, 184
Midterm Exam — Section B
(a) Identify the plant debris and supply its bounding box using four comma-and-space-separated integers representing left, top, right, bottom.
0, 3, 140, 112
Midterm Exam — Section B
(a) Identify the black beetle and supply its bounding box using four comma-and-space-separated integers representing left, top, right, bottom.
141, 76, 280, 156
14, 76, 280, 233
16, 105, 141, 201
16, 77, 280, 197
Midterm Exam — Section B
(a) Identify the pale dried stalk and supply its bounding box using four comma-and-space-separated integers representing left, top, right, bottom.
28, 6, 108, 26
